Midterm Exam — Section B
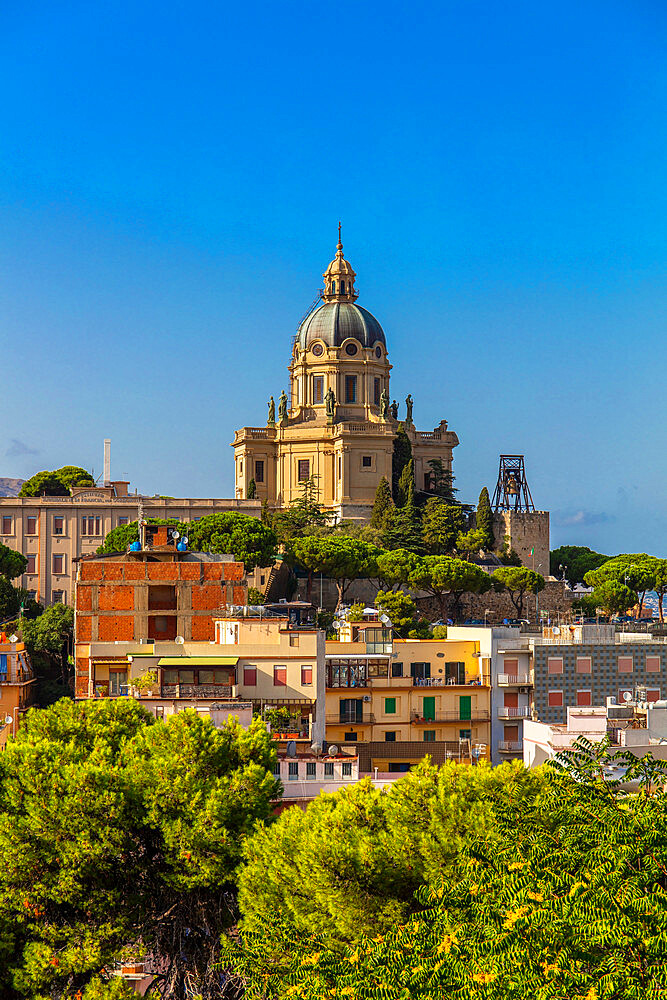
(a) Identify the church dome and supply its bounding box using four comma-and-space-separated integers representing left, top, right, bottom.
297, 301, 386, 350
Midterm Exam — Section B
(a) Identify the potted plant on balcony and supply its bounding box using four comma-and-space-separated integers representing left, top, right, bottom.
133, 670, 158, 698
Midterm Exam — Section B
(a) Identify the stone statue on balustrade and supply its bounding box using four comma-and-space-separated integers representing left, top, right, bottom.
405, 394, 414, 425
379, 387, 389, 420
390, 399, 398, 420
267, 396, 275, 426
278, 390, 288, 424
325, 386, 336, 422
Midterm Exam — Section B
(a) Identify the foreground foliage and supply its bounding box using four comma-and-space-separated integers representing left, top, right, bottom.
228, 745, 667, 999
0, 699, 279, 999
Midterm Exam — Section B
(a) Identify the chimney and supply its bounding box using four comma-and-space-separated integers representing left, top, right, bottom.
103, 439, 111, 487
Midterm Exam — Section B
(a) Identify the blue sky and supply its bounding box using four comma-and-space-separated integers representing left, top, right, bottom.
1, 0, 665, 556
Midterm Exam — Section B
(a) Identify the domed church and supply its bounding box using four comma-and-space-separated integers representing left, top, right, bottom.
232, 232, 459, 520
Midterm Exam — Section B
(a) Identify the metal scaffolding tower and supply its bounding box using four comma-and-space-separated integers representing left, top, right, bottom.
491, 455, 535, 513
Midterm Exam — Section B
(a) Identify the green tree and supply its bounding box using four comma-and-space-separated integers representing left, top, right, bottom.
375, 589, 430, 638
229, 746, 667, 1000
247, 478, 257, 499
0, 700, 279, 999
375, 548, 421, 592
288, 536, 380, 609
425, 458, 457, 502
651, 557, 667, 623
590, 579, 637, 617
271, 477, 332, 544
475, 486, 494, 550
391, 423, 412, 503
456, 527, 486, 559
410, 555, 491, 620
370, 475, 394, 529
247, 587, 265, 605
396, 458, 415, 509
19, 602, 74, 693
0, 577, 21, 620
493, 566, 545, 619
186, 512, 278, 571
382, 484, 423, 553
549, 544, 608, 585
585, 555, 655, 617
0, 542, 27, 581
421, 498, 465, 555
19, 466, 95, 497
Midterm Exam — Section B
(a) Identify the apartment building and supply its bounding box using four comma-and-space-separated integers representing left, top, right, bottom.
0, 634, 36, 743
0, 480, 260, 607
324, 614, 491, 772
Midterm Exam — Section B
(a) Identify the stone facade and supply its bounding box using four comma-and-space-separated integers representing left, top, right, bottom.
492, 510, 550, 578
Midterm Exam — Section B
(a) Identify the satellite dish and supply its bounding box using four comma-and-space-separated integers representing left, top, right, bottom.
175, 636, 185, 644
286, 740, 297, 757
552, 626, 560, 634
8, 635, 18, 643
4, 716, 12, 725
623, 691, 633, 702
332, 621, 341, 630
328, 744, 339, 756
182, 537, 188, 545
310, 742, 322, 755
171, 530, 180, 540
380, 614, 391, 625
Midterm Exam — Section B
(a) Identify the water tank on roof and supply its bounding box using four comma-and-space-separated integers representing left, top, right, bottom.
129, 540, 141, 551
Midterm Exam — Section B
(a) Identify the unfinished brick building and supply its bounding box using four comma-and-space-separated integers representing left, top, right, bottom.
74, 525, 246, 698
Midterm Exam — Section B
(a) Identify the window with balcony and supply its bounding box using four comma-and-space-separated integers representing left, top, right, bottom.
327, 658, 368, 687
410, 662, 431, 681
339, 698, 363, 723
109, 671, 127, 696
445, 661, 465, 685
391, 662, 403, 677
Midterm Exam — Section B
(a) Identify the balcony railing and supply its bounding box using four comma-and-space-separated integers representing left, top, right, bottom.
498, 673, 532, 686
326, 712, 375, 725
411, 710, 491, 723
497, 707, 531, 719
412, 677, 489, 687
498, 740, 523, 752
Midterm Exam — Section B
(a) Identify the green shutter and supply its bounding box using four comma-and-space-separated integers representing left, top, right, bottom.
422, 696, 435, 721
385, 697, 396, 714
459, 695, 471, 721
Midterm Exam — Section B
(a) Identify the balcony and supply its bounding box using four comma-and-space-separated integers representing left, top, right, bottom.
326, 712, 375, 726
497, 706, 531, 719
498, 740, 523, 753
161, 684, 237, 699
497, 673, 532, 686
412, 677, 490, 688
411, 710, 491, 724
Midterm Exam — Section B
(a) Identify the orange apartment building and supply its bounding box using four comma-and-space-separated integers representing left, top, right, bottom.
0, 635, 36, 745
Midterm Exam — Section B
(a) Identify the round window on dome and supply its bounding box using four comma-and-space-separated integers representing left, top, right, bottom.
311, 343, 324, 357
345, 342, 358, 356
375, 345, 382, 358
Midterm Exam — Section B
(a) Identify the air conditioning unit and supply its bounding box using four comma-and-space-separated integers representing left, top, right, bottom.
363, 695, 371, 702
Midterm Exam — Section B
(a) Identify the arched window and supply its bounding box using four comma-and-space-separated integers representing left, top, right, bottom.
341, 281, 345, 294
332, 280, 336, 293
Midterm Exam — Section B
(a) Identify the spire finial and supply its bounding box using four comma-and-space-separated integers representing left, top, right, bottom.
337, 221, 342, 251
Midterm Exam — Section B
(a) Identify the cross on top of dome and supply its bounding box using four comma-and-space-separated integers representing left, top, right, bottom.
322, 223, 358, 303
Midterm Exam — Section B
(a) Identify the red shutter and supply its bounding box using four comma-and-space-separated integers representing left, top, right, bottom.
274, 666, 287, 687
301, 666, 312, 685
243, 667, 257, 686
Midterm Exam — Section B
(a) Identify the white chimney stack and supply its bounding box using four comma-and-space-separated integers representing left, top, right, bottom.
103, 439, 111, 486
